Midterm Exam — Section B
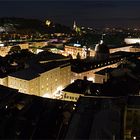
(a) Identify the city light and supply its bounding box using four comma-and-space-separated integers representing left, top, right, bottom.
74, 43, 81, 47
133, 136, 136, 140
87, 77, 95, 82
42, 93, 52, 98
46, 20, 51, 26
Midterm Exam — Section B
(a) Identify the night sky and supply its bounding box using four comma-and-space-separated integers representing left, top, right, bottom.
0, 0, 140, 28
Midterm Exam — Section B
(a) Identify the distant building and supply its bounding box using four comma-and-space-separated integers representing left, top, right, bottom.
0, 45, 12, 56
124, 38, 140, 44
30, 41, 48, 48
109, 45, 132, 53
18, 43, 29, 49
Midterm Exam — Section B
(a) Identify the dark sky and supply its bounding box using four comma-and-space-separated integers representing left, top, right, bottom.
0, 1, 140, 28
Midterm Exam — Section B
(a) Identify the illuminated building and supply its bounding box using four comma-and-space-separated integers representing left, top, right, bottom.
18, 43, 29, 49
8, 68, 40, 96
0, 52, 72, 98
64, 44, 95, 59
0, 46, 11, 56
64, 43, 134, 59
30, 41, 48, 48
130, 44, 140, 52
7, 61, 71, 98
124, 38, 140, 44
0, 40, 49, 56
0, 74, 8, 86
109, 44, 132, 53
64, 37, 135, 60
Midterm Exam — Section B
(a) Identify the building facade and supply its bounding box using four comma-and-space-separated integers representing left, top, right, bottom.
6, 62, 71, 98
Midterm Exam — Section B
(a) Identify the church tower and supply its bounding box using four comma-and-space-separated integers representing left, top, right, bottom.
73, 20, 77, 31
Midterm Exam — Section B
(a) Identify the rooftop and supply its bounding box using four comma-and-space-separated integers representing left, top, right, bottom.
63, 79, 102, 95
71, 57, 121, 73
95, 67, 114, 75
9, 60, 70, 80
9, 68, 40, 80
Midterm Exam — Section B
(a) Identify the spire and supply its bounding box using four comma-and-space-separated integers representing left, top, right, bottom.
73, 20, 77, 30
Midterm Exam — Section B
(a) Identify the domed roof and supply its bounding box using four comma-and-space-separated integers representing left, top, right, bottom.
95, 41, 109, 54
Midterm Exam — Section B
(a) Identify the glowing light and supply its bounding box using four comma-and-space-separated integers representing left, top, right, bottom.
125, 38, 140, 44
71, 79, 74, 83
46, 20, 51, 26
133, 136, 136, 140
42, 93, 52, 98
57, 86, 63, 91
87, 77, 95, 82
74, 43, 81, 47
0, 43, 4, 47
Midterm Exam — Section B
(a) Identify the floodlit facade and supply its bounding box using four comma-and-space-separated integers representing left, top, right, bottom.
64, 44, 95, 59
110, 46, 131, 53
64, 44, 132, 59
8, 74, 40, 96
7, 63, 71, 98
0, 76, 8, 86
130, 45, 140, 52
61, 91, 82, 102
18, 43, 29, 49
124, 38, 140, 44
0, 46, 12, 56
31, 41, 48, 48
39, 67, 61, 97
65, 45, 86, 59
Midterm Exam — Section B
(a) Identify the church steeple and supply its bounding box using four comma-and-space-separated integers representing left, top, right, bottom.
72, 20, 81, 34
73, 20, 77, 30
